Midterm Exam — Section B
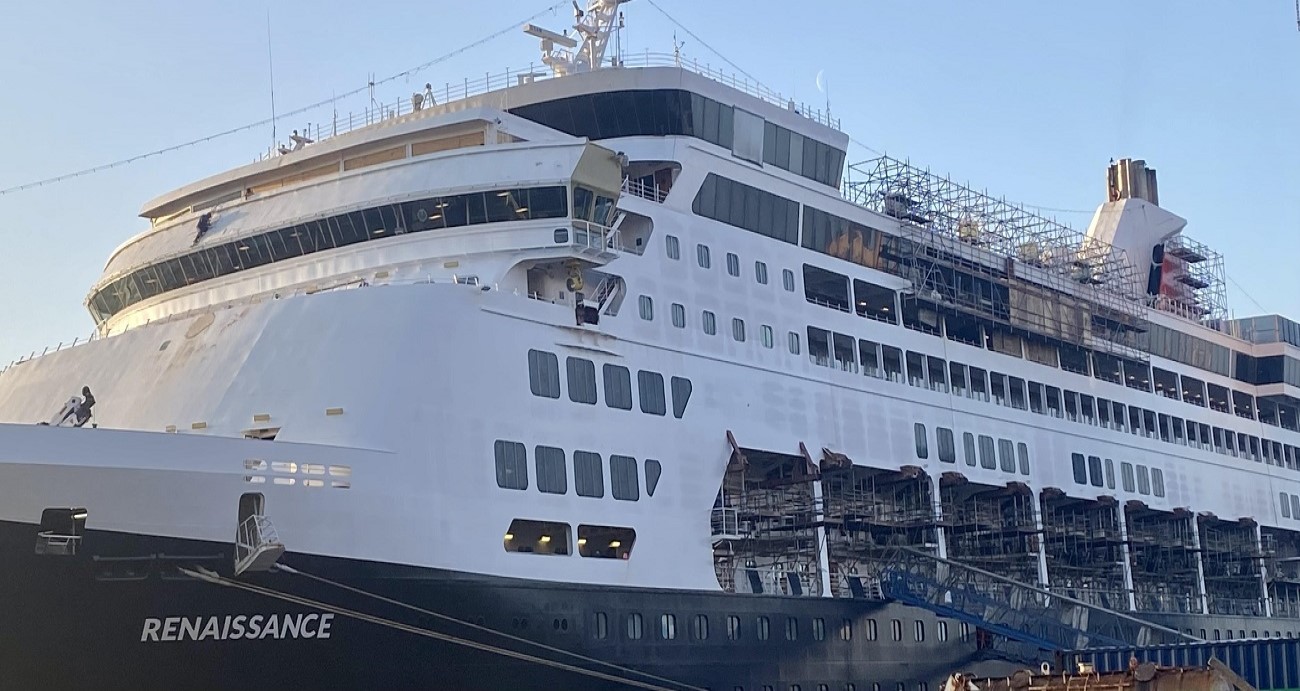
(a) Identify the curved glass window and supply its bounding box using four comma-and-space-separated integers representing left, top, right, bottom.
89, 185, 568, 323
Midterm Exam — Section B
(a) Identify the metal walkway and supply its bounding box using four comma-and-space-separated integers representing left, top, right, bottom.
879, 546, 1196, 662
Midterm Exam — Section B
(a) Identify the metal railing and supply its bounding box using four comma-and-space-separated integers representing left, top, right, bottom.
235, 514, 280, 567
262, 52, 839, 160
620, 177, 668, 203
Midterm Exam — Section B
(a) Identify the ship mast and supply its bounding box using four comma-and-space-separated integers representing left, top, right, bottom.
524, 0, 630, 76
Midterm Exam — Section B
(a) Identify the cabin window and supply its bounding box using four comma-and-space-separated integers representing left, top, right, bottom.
670, 377, 692, 418
703, 310, 717, 335
813, 618, 826, 641
1017, 443, 1031, 475
789, 331, 801, 355
503, 518, 570, 555
963, 433, 977, 467
1121, 462, 1135, 492
978, 435, 996, 470
611, 455, 640, 501
1104, 458, 1115, 489
527, 349, 561, 398
593, 612, 609, 639
785, 617, 798, 641
853, 279, 896, 323
1136, 465, 1151, 495
998, 439, 1016, 473
627, 613, 643, 640
937, 428, 956, 464
1151, 468, 1165, 497
914, 423, 928, 459
671, 303, 686, 328
638, 371, 666, 415
665, 234, 680, 260
697, 244, 711, 268
883, 347, 903, 382
782, 268, 795, 292
758, 616, 770, 640
603, 364, 633, 410
645, 460, 662, 497
727, 615, 741, 640
638, 295, 654, 321
840, 619, 853, 641
726, 252, 741, 277
660, 614, 677, 640
574, 451, 604, 498
1286, 493, 1295, 518
494, 441, 528, 490
1087, 456, 1103, 487
578, 525, 635, 559
859, 340, 880, 376
761, 325, 774, 349
535, 445, 567, 495
906, 352, 925, 387
1072, 453, 1087, 485
566, 357, 597, 404
692, 614, 709, 641
1182, 375, 1207, 406
732, 318, 746, 342
755, 261, 769, 284
969, 367, 989, 401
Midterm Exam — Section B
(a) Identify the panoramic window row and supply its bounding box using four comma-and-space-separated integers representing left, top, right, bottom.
494, 440, 662, 501
502, 518, 635, 559
800, 259, 1300, 474
801, 257, 1300, 439
527, 350, 692, 418
89, 185, 573, 323
1070, 454, 1166, 497
510, 90, 844, 187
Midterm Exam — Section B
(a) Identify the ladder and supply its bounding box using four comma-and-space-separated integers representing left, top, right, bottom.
234, 515, 285, 575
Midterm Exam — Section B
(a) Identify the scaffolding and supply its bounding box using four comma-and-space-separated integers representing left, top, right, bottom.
1040, 493, 1128, 612
1264, 529, 1300, 618
939, 480, 1040, 587
1199, 518, 1266, 616
712, 448, 822, 597
843, 156, 1148, 358
1154, 233, 1228, 322
1125, 506, 1201, 614
821, 466, 938, 596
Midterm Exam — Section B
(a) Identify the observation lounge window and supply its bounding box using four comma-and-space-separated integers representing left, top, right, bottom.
504, 519, 570, 555
803, 264, 850, 312
578, 525, 635, 559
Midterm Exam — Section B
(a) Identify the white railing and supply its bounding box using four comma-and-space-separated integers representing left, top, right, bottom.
3, 330, 99, 376
35, 531, 82, 556
261, 52, 840, 160
570, 220, 621, 255
235, 515, 280, 566
621, 177, 668, 203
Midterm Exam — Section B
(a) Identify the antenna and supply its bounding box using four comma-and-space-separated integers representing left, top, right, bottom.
266, 10, 277, 149
1296, 0, 1299, 31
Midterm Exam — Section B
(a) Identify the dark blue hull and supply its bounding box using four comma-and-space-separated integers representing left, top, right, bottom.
0, 520, 1005, 690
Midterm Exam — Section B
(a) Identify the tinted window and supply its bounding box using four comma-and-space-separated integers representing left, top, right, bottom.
603, 365, 633, 410
1072, 453, 1087, 485
638, 371, 666, 415
566, 357, 597, 404
693, 174, 799, 244
1088, 455, 1103, 487
611, 455, 640, 501
495, 440, 528, 490
978, 435, 996, 469
998, 439, 1016, 473
914, 423, 928, 459
574, 451, 604, 497
670, 377, 692, 418
645, 459, 662, 497
528, 350, 561, 398
963, 432, 977, 466
535, 445, 567, 494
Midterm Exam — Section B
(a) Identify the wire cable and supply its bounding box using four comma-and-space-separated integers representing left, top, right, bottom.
180, 566, 698, 691
272, 562, 702, 691
0, 1, 566, 197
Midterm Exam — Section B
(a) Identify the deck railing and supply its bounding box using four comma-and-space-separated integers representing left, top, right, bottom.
262, 52, 839, 160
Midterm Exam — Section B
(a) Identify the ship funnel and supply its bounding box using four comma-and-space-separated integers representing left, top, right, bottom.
1106, 158, 1159, 206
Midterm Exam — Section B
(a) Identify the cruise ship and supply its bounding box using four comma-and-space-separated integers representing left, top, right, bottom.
3, 2, 1299, 689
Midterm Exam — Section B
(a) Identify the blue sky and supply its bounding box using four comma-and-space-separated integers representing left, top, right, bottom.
1, 1, 1297, 365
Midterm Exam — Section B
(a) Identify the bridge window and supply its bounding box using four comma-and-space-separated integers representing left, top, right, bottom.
503, 518, 569, 555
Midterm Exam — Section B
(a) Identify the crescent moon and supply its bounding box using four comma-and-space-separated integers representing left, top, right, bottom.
815, 70, 825, 93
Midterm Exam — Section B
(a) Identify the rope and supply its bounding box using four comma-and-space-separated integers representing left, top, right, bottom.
179, 566, 692, 691
271, 563, 704, 691
0, 1, 567, 197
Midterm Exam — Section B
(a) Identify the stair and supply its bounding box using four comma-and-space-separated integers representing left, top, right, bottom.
234, 515, 285, 575
878, 547, 1191, 661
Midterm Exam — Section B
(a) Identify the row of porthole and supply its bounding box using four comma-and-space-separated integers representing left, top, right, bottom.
242, 459, 352, 489
589, 612, 964, 646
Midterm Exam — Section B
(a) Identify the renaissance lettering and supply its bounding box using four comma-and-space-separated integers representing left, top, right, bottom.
140, 613, 334, 642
